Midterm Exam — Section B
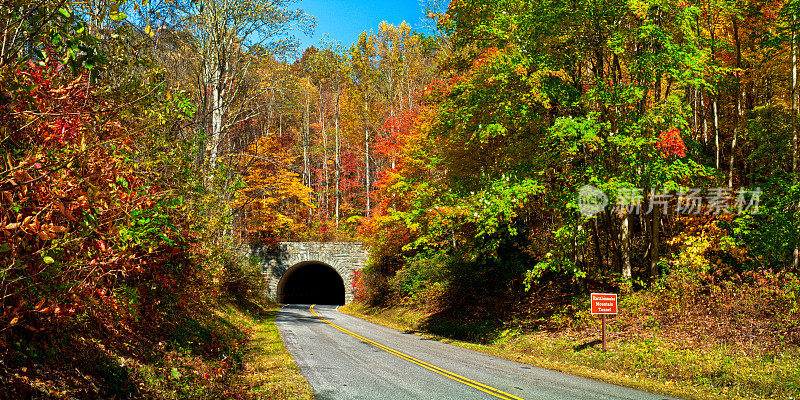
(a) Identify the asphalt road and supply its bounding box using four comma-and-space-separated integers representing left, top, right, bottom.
276, 304, 678, 400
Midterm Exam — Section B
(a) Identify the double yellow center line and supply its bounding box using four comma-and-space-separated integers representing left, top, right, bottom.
309, 305, 524, 400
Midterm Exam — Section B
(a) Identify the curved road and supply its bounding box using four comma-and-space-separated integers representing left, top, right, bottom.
276, 304, 677, 400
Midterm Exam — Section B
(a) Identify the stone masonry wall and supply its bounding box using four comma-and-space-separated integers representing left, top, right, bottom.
241, 242, 368, 303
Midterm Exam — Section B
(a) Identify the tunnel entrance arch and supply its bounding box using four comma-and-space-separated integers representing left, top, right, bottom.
241, 242, 368, 304
277, 261, 346, 305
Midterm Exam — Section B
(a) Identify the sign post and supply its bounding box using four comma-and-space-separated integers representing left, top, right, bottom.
590, 293, 618, 351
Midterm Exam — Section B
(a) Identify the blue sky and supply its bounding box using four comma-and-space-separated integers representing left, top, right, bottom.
291, 0, 431, 53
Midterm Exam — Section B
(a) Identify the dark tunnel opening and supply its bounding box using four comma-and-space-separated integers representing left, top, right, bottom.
277, 262, 345, 305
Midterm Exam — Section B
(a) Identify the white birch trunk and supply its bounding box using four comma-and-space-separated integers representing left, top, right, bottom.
335, 92, 341, 229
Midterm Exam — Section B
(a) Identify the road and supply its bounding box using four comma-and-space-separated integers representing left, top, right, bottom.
276, 304, 678, 400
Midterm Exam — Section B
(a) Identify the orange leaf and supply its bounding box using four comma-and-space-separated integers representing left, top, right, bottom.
55, 200, 66, 215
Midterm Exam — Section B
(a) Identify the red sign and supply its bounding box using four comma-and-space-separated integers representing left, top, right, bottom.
591, 293, 618, 315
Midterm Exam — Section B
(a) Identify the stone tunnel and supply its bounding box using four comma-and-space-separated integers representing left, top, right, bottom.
242, 242, 368, 305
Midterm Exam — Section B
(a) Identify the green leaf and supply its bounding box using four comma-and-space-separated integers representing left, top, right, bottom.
170, 367, 181, 379
109, 12, 127, 21
43, 256, 55, 264
58, 8, 71, 18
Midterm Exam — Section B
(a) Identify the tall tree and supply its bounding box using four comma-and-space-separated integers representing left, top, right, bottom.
179, 0, 311, 174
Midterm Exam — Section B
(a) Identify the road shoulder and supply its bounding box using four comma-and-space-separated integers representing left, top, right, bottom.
223, 301, 315, 399
339, 302, 733, 400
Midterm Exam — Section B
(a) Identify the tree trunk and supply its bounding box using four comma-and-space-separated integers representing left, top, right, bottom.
693, 86, 698, 135
303, 76, 311, 189
714, 97, 720, 170
792, 15, 799, 269
650, 206, 660, 282
729, 16, 742, 187
603, 210, 619, 274
708, 9, 721, 170
576, 224, 585, 268
620, 212, 632, 281
320, 89, 329, 216
728, 101, 738, 187
365, 101, 371, 216
593, 218, 603, 275
335, 91, 341, 230
611, 212, 621, 273
208, 56, 226, 174
701, 88, 708, 145
198, 67, 210, 172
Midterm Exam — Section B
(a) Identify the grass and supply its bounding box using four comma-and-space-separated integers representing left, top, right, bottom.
216, 298, 315, 400
340, 301, 800, 400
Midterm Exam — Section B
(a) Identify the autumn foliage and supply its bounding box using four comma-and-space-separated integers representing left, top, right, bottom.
354, 0, 800, 369
2, 0, 800, 396
0, 45, 250, 396
3, 55, 192, 322
231, 135, 314, 240
655, 128, 687, 158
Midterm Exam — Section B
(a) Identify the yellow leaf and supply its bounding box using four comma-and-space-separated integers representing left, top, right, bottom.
145, 24, 153, 37
50, 225, 68, 233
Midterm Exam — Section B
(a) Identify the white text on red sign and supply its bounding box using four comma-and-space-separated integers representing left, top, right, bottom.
590, 293, 618, 315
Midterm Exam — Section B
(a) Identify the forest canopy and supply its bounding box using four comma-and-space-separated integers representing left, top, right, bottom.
1, 0, 799, 397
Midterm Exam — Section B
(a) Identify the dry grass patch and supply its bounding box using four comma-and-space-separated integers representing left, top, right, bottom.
217, 300, 314, 400
341, 301, 800, 400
